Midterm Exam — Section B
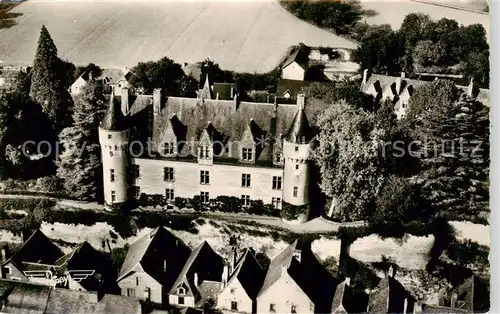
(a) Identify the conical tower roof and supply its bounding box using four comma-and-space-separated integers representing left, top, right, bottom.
199, 74, 212, 100
100, 91, 127, 131
285, 108, 315, 144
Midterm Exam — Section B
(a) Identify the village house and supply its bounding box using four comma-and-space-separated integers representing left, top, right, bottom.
281, 49, 309, 81
360, 69, 490, 119
117, 226, 191, 305
0, 230, 64, 282
0, 279, 142, 314
256, 240, 338, 314
216, 248, 266, 314
330, 277, 368, 314
168, 241, 224, 308
367, 267, 416, 314
70, 68, 131, 97
98, 74, 318, 222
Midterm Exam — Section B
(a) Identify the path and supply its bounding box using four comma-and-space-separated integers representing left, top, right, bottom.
0, 193, 365, 233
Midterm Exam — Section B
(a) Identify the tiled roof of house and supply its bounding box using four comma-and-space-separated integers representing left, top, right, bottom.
54, 242, 115, 292
367, 276, 414, 314
282, 49, 308, 70
0, 279, 141, 314
449, 275, 489, 313
195, 280, 221, 307
169, 241, 224, 299
100, 91, 128, 131
276, 79, 331, 98
421, 304, 469, 313
227, 248, 265, 299
118, 227, 190, 291
258, 239, 338, 312
2, 230, 64, 273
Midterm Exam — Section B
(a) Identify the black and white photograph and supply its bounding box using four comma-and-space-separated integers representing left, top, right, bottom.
0, 0, 495, 313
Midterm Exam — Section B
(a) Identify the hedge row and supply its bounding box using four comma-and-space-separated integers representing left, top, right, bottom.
137, 194, 281, 217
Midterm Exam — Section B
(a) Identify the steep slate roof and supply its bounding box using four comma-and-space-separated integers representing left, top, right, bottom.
118, 227, 191, 291
2, 230, 64, 273
0, 280, 141, 314
195, 280, 221, 307
100, 91, 128, 131
449, 275, 489, 313
286, 108, 315, 144
282, 49, 308, 70
367, 276, 415, 314
169, 241, 224, 300
227, 248, 265, 300
54, 241, 115, 292
421, 304, 469, 314
258, 240, 338, 312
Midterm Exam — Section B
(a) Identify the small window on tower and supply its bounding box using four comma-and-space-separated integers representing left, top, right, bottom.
108, 134, 112, 140
111, 191, 116, 202
295, 164, 299, 170
293, 186, 298, 198
295, 146, 299, 152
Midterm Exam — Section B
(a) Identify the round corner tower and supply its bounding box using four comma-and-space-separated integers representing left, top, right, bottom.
98, 92, 130, 208
282, 94, 315, 223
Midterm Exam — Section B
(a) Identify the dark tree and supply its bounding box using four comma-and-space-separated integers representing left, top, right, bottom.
129, 57, 185, 95
29, 25, 73, 131
73, 63, 103, 82
57, 80, 106, 201
198, 58, 234, 87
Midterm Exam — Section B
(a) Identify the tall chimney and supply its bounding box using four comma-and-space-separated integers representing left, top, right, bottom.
450, 293, 458, 308
121, 87, 129, 115
403, 297, 408, 314
222, 264, 228, 286
396, 77, 402, 96
194, 273, 199, 288
344, 277, 351, 286
362, 69, 369, 87
0, 247, 7, 262
153, 88, 162, 115
297, 93, 305, 109
232, 93, 238, 112
467, 78, 474, 97
413, 301, 422, 314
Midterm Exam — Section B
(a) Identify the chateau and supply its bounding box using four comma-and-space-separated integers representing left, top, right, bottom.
98, 77, 317, 222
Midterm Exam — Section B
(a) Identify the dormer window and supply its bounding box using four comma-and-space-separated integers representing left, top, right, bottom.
200, 145, 211, 159
242, 147, 253, 161
163, 142, 175, 155
178, 287, 185, 295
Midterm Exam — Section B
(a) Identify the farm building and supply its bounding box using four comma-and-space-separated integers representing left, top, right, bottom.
70, 68, 131, 97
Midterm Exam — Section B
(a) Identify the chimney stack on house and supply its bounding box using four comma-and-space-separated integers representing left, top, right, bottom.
362, 69, 369, 87
467, 78, 474, 97
121, 87, 130, 115
413, 301, 423, 314
396, 72, 405, 95
0, 246, 7, 262
450, 292, 458, 308
297, 93, 305, 109
163, 260, 167, 272
222, 264, 229, 286
153, 88, 163, 115
388, 265, 396, 278
344, 277, 351, 286
194, 273, 199, 288
403, 297, 408, 314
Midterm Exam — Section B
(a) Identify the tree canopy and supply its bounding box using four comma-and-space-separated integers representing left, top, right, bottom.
29, 25, 73, 131
57, 80, 106, 201
129, 57, 187, 96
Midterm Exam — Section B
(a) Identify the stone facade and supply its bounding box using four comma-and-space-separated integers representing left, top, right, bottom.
118, 271, 164, 304
98, 84, 316, 221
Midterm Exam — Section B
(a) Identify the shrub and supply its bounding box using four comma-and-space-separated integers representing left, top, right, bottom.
281, 202, 308, 221
214, 196, 242, 213
0, 198, 56, 213
174, 197, 188, 209
35, 176, 63, 193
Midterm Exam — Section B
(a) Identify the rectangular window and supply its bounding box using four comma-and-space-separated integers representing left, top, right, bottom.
200, 146, 210, 159
241, 174, 251, 187
163, 142, 175, 155
272, 176, 282, 190
242, 148, 253, 161
291, 305, 297, 314
230, 288, 235, 294
201, 191, 210, 203
295, 146, 299, 152
126, 288, 135, 298
200, 170, 210, 185
270, 304, 276, 312
132, 164, 140, 178
231, 301, 238, 311
166, 188, 174, 201
178, 296, 185, 305
132, 186, 140, 198
164, 167, 175, 182
109, 150, 114, 157
111, 191, 116, 202
110, 169, 115, 182
293, 186, 298, 198
295, 164, 299, 170
241, 195, 251, 207
272, 197, 282, 210
108, 134, 112, 139
275, 152, 282, 163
